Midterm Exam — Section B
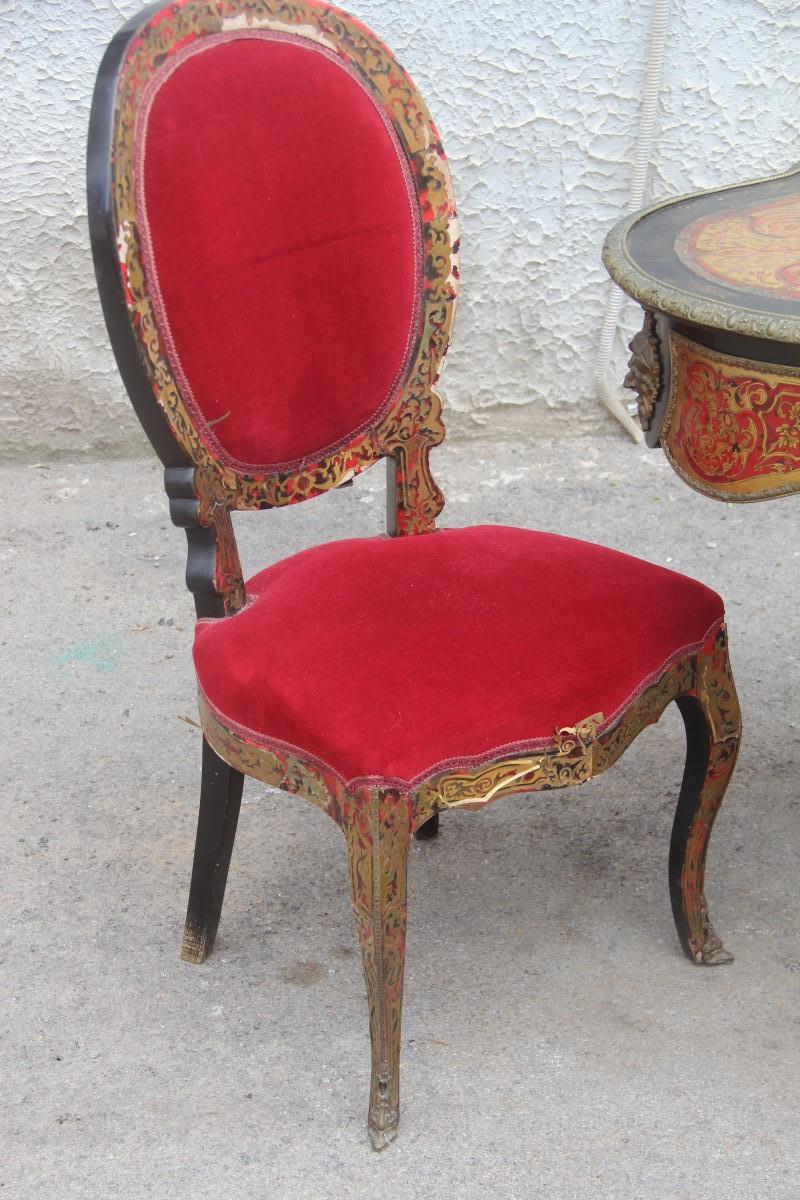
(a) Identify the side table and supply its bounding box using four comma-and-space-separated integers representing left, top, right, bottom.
602, 165, 800, 502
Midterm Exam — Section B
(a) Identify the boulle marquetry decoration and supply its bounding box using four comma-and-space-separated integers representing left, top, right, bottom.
604, 165, 800, 500
675, 195, 800, 302
90, 0, 742, 1150
662, 333, 800, 501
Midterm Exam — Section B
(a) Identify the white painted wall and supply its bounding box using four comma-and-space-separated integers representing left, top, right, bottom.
1, 0, 795, 458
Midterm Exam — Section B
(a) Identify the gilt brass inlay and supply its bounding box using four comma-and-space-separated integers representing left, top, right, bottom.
662, 331, 800, 501
676, 195, 800, 301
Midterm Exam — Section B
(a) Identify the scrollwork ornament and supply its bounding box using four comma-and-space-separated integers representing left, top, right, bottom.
414, 711, 604, 817
624, 309, 661, 430
661, 332, 800, 501
193, 464, 245, 612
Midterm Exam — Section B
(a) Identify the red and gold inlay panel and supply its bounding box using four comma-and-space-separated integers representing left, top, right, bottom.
662, 332, 800, 500
675, 195, 800, 301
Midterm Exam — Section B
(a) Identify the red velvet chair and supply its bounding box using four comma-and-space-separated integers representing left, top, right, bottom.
88, 0, 741, 1149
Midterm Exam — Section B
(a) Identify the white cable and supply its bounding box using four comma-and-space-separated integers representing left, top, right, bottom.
595, 0, 671, 441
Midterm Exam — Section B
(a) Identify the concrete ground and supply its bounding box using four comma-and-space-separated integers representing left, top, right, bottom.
2, 436, 798, 1199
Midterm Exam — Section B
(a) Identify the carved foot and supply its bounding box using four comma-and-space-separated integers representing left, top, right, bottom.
696, 942, 735, 966
691, 917, 734, 966
369, 1101, 400, 1151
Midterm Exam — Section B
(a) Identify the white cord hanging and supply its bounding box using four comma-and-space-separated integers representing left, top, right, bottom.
595, 0, 671, 441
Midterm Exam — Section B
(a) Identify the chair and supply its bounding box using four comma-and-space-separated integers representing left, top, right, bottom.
87, 0, 741, 1149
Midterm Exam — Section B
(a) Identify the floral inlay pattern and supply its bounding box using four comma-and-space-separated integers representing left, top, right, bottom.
676, 195, 800, 301
662, 332, 800, 501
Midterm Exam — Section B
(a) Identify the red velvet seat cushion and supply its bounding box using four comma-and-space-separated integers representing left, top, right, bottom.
193, 526, 724, 787
136, 33, 420, 471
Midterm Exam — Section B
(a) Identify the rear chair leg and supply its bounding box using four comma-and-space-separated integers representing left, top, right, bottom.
670, 630, 741, 965
345, 788, 412, 1150
181, 736, 244, 964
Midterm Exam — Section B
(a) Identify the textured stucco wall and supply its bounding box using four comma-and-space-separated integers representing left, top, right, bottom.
0, 0, 796, 458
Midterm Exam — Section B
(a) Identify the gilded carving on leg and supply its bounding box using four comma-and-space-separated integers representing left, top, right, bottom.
624, 309, 661, 431
696, 626, 742, 747
345, 787, 411, 1150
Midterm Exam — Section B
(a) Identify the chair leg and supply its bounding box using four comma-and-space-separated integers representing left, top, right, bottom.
180, 736, 244, 965
345, 788, 412, 1150
415, 812, 439, 839
670, 638, 741, 965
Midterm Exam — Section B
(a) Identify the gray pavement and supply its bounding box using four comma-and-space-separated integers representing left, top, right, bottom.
2, 436, 798, 1199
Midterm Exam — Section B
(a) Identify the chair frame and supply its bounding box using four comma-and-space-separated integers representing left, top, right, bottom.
88, 0, 741, 1149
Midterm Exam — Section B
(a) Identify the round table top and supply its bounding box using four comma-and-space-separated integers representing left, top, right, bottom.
602, 165, 800, 344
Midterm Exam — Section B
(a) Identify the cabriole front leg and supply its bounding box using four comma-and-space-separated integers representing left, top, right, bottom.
345, 787, 412, 1149
670, 629, 741, 965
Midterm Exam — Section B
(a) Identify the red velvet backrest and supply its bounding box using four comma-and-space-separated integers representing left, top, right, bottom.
111, 1, 459, 520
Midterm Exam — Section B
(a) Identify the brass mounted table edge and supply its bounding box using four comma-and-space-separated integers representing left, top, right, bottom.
602, 164, 800, 346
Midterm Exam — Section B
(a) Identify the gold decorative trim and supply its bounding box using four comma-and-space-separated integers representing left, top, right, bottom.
199, 638, 716, 831
199, 692, 349, 820
661, 331, 800, 502
194, 464, 246, 612
112, 0, 459, 582
681, 625, 740, 964
413, 714, 603, 816
410, 656, 696, 827
344, 786, 410, 1149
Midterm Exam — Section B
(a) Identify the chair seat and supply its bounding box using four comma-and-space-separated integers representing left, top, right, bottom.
193, 525, 723, 787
